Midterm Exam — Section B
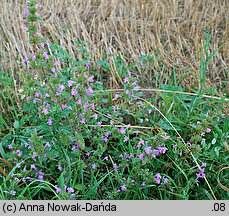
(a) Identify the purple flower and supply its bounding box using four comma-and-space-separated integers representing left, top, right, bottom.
61, 104, 68, 109
43, 52, 49, 60
30, 164, 38, 171
97, 121, 102, 126
81, 118, 86, 124
113, 106, 118, 112
42, 108, 48, 115
86, 62, 91, 68
92, 113, 98, 119
24, 6, 30, 15
114, 94, 119, 100
145, 146, 152, 155
154, 178, 160, 184
154, 173, 162, 184
54, 185, 62, 193
71, 89, 78, 96
51, 67, 56, 73
45, 142, 51, 148
47, 119, 52, 125
200, 132, 205, 137
103, 156, 108, 161
113, 163, 118, 172
102, 136, 108, 142
72, 144, 79, 151
39, 42, 45, 48
88, 76, 94, 83
90, 103, 95, 110
57, 165, 62, 171
155, 173, 162, 178
86, 87, 93, 97
84, 102, 89, 111
59, 85, 65, 92
196, 167, 206, 180
76, 98, 82, 105
8, 144, 13, 149
206, 128, 211, 133
68, 80, 74, 87
55, 60, 60, 66
158, 147, 168, 154
123, 77, 129, 83
35, 92, 41, 97
131, 179, 135, 183
44, 93, 50, 98
197, 121, 202, 125
23, 58, 29, 64
67, 187, 74, 193
121, 184, 127, 191
134, 130, 139, 135
16, 150, 23, 157
138, 138, 144, 145
86, 152, 90, 156
31, 54, 36, 61
104, 132, 110, 138
10, 190, 16, 196
35, 3, 43, 8
201, 162, 206, 167
125, 89, 130, 95
161, 135, 170, 140
163, 178, 169, 184
124, 136, 129, 142
138, 154, 144, 160
141, 182, 146, 186
129, 153, 134, 158
91, 164, 96, 169
37, 171, 44, 180
118, 127, 126, 134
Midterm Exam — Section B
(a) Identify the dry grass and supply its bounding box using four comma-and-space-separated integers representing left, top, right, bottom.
0, 0, 228, 91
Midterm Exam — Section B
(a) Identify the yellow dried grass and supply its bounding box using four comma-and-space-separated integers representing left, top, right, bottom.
0, 0, 228, 89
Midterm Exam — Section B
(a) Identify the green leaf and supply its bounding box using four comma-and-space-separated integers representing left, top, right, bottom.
28, 25, 37, 34
74, 184, 86, 191
27, 1, 38, 7
211, 138, 216, 145
57, 174, 65, 190
0, 142, 5, 158
60, 132, 72, 144
75, 132, 85, 150
13, 121, 20, 129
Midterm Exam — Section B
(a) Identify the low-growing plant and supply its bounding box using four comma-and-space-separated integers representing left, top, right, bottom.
0, 1, 228, 200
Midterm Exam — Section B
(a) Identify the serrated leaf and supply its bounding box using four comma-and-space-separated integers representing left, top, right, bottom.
75, 132, 85, 150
